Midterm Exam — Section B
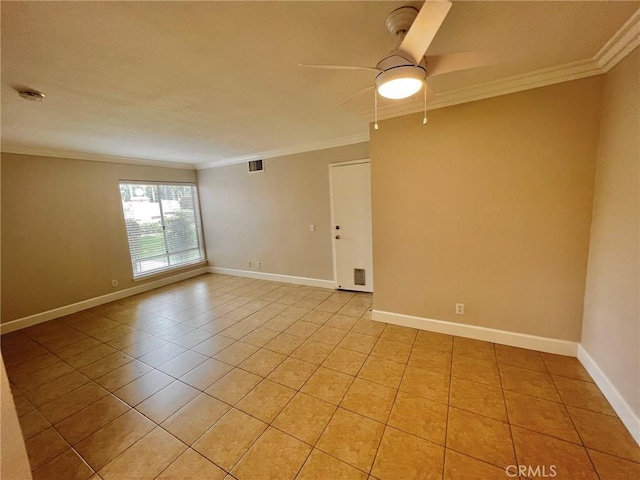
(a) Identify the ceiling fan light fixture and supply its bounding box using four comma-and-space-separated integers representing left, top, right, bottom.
376, 65, 425, 100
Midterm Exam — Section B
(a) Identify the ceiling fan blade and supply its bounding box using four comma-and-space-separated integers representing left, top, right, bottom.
339, 85, 375, 106
298, 63, 380, 72
425, 51, 500, 77
399, 0, 452, 65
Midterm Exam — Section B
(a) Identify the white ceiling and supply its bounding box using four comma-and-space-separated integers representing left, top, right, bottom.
1, 1, 638, 169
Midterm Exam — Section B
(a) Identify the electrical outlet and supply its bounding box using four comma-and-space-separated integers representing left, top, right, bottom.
455, 303, 464, 315
309, 224, 315, 232
111, 279, 118, 287
256, 261, 261, 269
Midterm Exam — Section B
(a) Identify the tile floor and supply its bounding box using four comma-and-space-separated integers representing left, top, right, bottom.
2, 273, 639, 480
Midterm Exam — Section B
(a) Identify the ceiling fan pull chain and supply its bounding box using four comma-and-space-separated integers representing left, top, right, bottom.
374, 88, 379, 131
423, 84, 428, 125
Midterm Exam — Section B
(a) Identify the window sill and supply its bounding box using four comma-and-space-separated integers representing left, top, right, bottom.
132, 259, 208, 282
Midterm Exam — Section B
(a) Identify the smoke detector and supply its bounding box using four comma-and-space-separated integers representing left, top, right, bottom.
17, 88, 45, 102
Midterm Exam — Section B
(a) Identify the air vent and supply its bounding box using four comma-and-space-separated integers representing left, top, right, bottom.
354, 269, 366, 286
248, 159, 264, 173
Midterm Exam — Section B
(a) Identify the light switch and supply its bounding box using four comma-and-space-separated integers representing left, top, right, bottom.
309, 224, 315, 232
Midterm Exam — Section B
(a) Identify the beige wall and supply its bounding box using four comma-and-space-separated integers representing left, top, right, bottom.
370, 76, 604, 341
581, 48, 639, 417
0, 356, 32, 480
1, 153, 199, 323
0, 151, 31, 479
198, 142, 369, 281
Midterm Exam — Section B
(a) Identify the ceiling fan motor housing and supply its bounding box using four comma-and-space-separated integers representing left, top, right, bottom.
377, 50, 426, 71
385, 6, 419, 37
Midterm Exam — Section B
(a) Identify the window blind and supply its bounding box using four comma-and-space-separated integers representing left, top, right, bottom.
119, 182, 204, 278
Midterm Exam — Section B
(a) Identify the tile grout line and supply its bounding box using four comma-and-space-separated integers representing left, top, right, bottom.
29, 443, 97, 479
552, 371, 604, 479
160, 287, 367, 477
91, 281, 328, 478
223, 297, 369, 478
18, 330, 624, 476
8, 275, 633, 479
23, 300, 464, 476
289, 306, 375, 478
441, 335, 456, 480
367, 323, 421, 479
492, 340, 521, 479
12, 277, 280, 474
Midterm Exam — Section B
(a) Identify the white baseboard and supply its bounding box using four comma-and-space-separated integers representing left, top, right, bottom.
577, 345, 640, 446
1, 267, 210, 335
208, 267, 336, 290
371, 310, 578, 356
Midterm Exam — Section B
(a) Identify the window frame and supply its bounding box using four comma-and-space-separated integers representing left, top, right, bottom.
119, 181, 206, 280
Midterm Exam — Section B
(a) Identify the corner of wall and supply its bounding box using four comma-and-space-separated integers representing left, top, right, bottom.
577, 345, 640, 445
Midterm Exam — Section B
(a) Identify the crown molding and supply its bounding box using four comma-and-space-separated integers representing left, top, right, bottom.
0, 146, 196, 170
596, 8, 640, 72
196, 132, 370, 170
371, 57, 602, 121
369, 7, 640, 122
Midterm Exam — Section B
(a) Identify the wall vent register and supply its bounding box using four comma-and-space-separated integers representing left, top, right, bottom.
248, 159, 264, 173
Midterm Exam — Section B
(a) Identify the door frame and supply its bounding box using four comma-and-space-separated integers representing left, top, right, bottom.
328, 158, 373, 291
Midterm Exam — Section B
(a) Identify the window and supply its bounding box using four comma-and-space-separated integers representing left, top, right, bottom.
119, 182, 205, 278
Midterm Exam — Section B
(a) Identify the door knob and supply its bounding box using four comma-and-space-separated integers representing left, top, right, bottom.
335, 235, 341, 240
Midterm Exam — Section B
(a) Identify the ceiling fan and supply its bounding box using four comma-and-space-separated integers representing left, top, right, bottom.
299, 0, 497, 105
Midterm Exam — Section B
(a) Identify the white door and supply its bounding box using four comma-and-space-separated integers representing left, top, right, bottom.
330, 161, 373, 292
